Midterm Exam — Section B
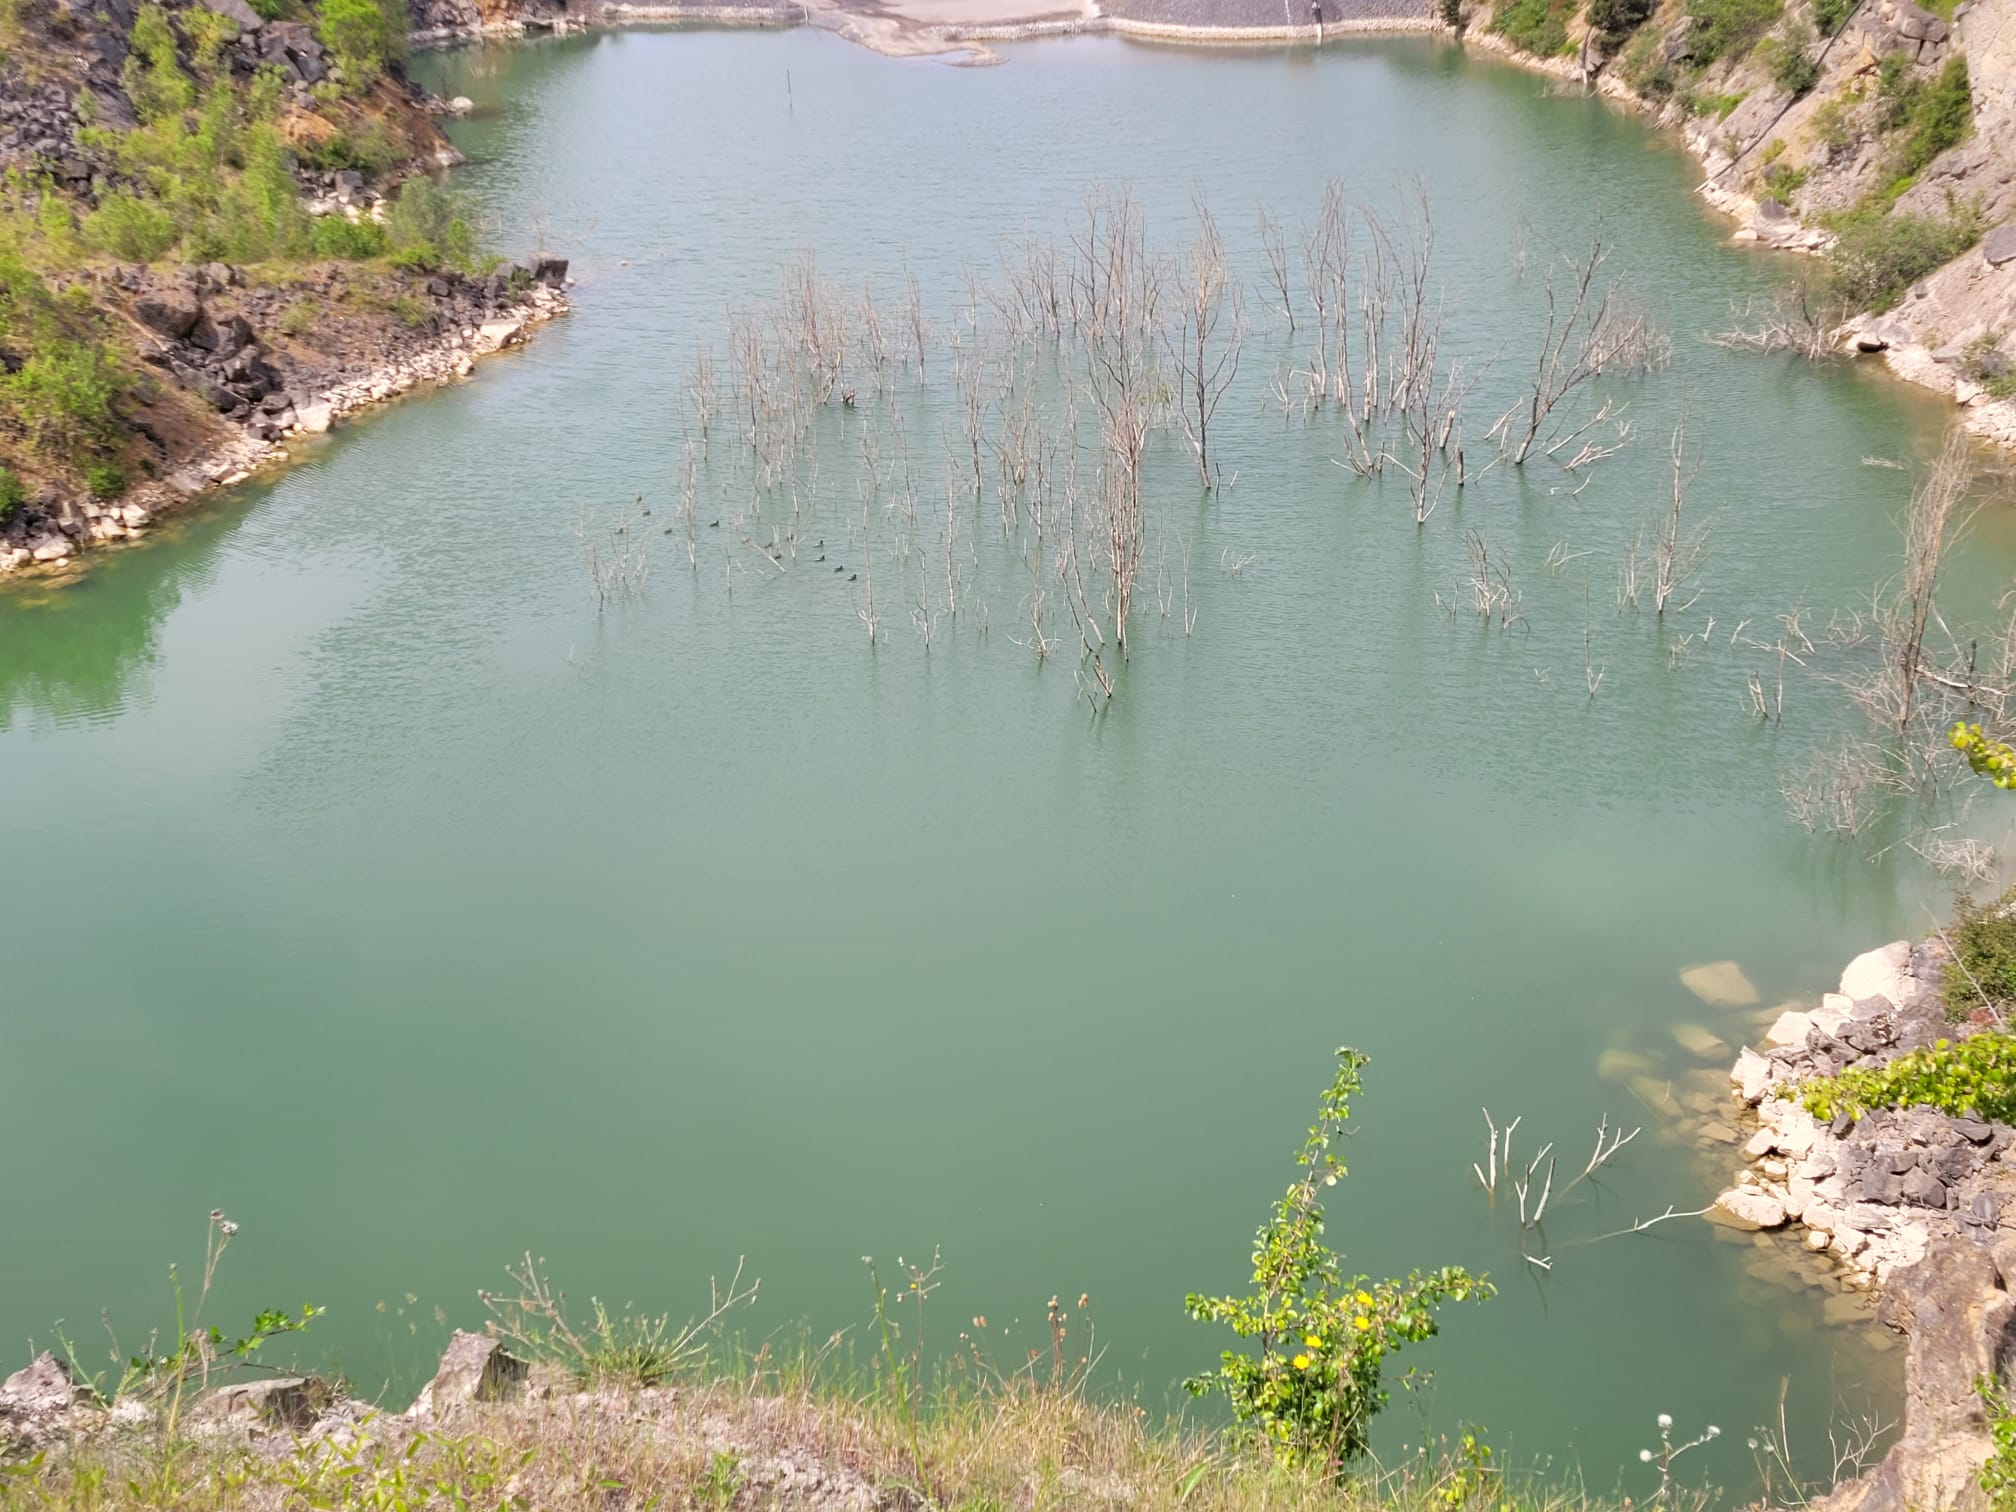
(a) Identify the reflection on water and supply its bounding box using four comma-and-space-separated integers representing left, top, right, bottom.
2, 26, 2006, 1497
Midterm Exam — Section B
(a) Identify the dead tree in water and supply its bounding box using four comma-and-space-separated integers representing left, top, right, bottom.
1491, 235, 1666, 467
1652, 417, 1708, 616
1072, 187, 1163, 651
1258, 204, 1294, 332
1163, 198, 1244, 489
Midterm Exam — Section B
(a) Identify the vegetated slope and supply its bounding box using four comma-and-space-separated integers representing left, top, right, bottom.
1471, 0, 2016, 430
0, 0, 546, 567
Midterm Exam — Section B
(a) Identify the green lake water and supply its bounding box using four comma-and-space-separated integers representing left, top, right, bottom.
5, 27, 2014, 1494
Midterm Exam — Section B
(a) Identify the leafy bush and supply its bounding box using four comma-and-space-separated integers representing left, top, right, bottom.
0, 466, 23, 524
5, 343, 121, 455
1823, 205, 1979, 311
1589, 0, 1654, 45
317, 0, 406, 84
84, 461, 126, 499
1797, 1031, 2016, 1123
1185, 1049, 1493, 1473
1685, 0, 1782, 63
1812, 0, 1853, 30
384, 175, 479, 272
1943, 881, 2016, 1015
296, 117, 403, 176
1619, 27, 1677, 96
309, 212, 388, 258
82, 191, 178, 261
1489, 0, 1575, 54
122, 4, 193, 124
1897, 55, 1971, 176
1768, 31, 1820, 95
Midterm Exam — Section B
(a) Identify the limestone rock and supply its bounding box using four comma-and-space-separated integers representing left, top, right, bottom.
295, 401, 334, 435
1840, 942, 1913, 1007
1986, 223, 2016, 268
1818, 1240, 2015, 1512
1673, 1021, 1731, 1059
1682, 960, 1760, 1006
1765, 1008, 1816, 1048
0, 1353, 90, 1447
1711, 1186, 1788, 1229
407, 1332, 528, 1420
197, 1376, 334, 1430
1732, 1046, 1772, 1104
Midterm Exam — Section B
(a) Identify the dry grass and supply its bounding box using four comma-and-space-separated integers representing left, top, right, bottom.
0, 1360, 1632, 1512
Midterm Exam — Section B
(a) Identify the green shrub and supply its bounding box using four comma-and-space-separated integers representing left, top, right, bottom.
296, 117, 403, 176
1184, 1049, 1492, 1473
1489, 0, 1575, 53
1797, 1031, 2016, 1123
0, 466, 24, 524
82, 191, 178, 261
84, 461, 126, 499
317, 0, 406, 84
1619, 27, 1677, 95
385, 175, 479, 272
1897, 55, 1971, 176
1823, 205, 1979, 311
1942, 883, 2016, 1017
4, 343, 121, 455
309, 212, 388, 258
1588, 0, 1653, 43
1812, 0, 1853, 30
122, 4, 193, 124
1768, 30, 1820, 95
1685, 0, 1782, 63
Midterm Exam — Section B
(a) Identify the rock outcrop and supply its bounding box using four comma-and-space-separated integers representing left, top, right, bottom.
1716, 939, 2016, 1288
1818, 1239, 2016, 1512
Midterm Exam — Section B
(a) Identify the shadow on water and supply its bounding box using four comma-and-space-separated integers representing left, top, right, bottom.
0, 499, 255, 730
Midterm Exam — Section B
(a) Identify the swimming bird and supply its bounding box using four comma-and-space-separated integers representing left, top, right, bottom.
847, 573, 858, 582
708, 520, 720, 528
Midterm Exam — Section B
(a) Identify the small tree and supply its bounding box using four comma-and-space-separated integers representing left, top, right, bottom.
1185, 1049, 1493, 1474
318, 0, 407, 86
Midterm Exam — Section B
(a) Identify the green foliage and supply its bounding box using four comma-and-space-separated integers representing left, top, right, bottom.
1766, 27, 1820, 95
1439, 0, 1464, 26
317, 0, 406, 85
1694, 90, 1747, 118
1953, 722, 2016, 791
1981, 1379, 2016, 1512
1185, 1050, 1493, 1475
1489, 0, 1575, 55
384, 175, 479, 272
177, 5, 241, 72
1896, 55, 1971, 177
1588, 0, 1653, 45
83, 462, 125, 500
81, 191, 178, 261
1685, 0, 1783, 64
0, 245, 129, 479
1797, 1030, 2016, 1123
1812, 0, 1854, 31
479, 1252, 755, 1391
123, 5, 194, 125
310, 213, 389, 258
1619, 27, 1677, 97
295, 117, 403, 176
1940, 880, 2016, 1019
1809, 91, 1861, 150
1822, 204, 1979, 311
0, 466, 23, 525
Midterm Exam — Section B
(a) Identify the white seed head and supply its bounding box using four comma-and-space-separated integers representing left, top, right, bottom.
1657, 1414, 1673, 1430
1639, 1450, 1654, 1463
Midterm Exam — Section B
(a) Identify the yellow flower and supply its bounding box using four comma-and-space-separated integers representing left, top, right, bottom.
1303, 1335, 1322, 1349
1292, 1354, 1311, 1370
1353, 1316, 1372, 1332
1355, 1291, 1374, 1306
